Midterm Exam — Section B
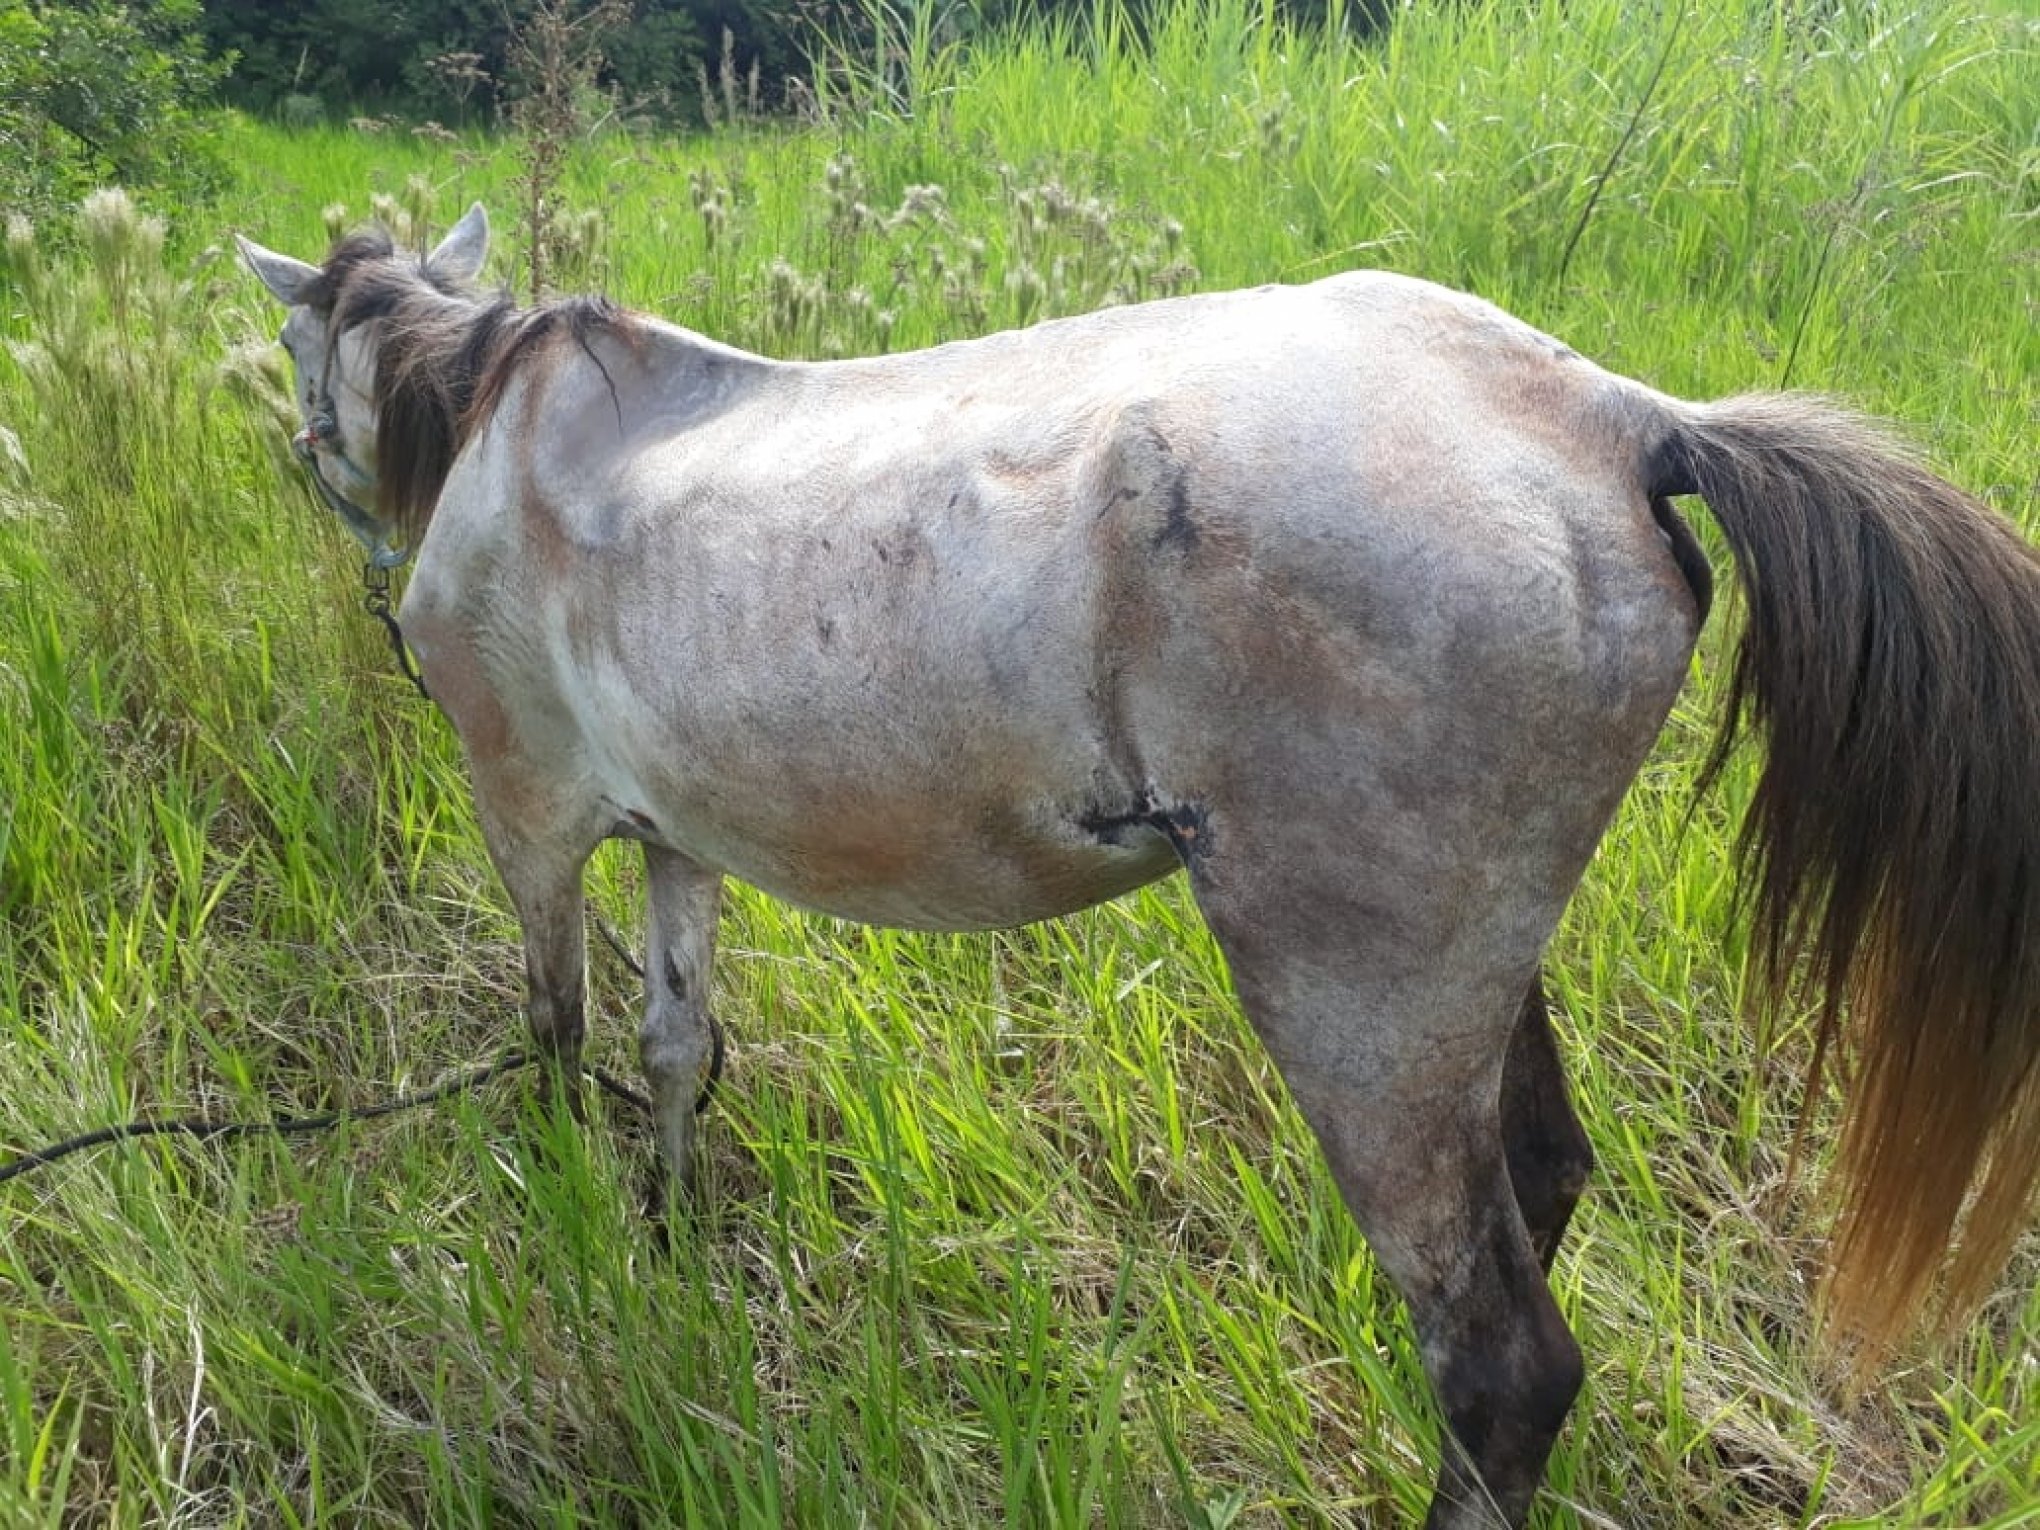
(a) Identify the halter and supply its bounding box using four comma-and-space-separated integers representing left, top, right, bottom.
294, 403, 408, 570
295, 331, 409, 570
295, 346, 429, 697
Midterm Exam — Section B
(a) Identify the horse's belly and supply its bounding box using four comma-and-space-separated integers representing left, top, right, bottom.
678, 807, 1178, 932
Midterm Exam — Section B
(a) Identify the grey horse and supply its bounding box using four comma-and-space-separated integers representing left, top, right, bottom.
241, 205, 2040, 1528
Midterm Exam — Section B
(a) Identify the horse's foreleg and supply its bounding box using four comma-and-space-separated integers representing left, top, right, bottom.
1500, 972, 1594, 1273
508, 859, 590, 1119
639, 845, 723, 1195
474, 782, 604, 1120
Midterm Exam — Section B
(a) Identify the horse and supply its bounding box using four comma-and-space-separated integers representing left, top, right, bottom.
238, 204, 2040, 1528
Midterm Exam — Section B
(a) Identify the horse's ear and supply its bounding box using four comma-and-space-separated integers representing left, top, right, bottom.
237, 234, 319, 306
426, 203, 489, 285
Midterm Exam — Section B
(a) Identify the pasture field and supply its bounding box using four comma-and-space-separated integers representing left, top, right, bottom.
2, 0, 2036, 1523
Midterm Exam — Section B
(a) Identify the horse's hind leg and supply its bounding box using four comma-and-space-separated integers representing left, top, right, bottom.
1193, 870, 1583, 1529
1501, 972, 1595, 1273
639, 845, 723, 1194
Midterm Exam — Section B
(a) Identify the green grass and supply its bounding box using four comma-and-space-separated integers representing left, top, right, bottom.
2, 0, 2037, 1523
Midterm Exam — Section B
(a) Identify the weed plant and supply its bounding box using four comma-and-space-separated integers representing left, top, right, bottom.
1, 0, 2035, 1524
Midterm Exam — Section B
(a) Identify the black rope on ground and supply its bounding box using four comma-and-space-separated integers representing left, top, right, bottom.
0, 1050, 536, 1187
588, 1065, 654, 1116
593, 914, 646, 981
0, 916, 728, 1187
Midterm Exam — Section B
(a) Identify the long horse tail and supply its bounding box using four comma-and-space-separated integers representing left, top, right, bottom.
1652, 392, 2040, 1376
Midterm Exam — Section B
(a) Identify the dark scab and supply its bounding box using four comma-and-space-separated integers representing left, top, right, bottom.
1136, 423, 1197, 553
873, 534, 921, 568
663, 952, 689, 1003
1156, 472, 1197, 552
1156, 801, 1208, 863
817, 615, 837, 648
1095, 485, 1140, 522
1076, 805, 1137, 846
1078, 788, 1212, 868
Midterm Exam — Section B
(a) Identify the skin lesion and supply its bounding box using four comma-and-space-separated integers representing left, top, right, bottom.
607, 806, 661, 841
1077, 789, 1213, 870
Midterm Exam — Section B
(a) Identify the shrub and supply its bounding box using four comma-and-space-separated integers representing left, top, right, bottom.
0, 0, 228, 222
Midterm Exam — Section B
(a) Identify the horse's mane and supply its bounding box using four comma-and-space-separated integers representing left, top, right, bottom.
304, 229, 623, 546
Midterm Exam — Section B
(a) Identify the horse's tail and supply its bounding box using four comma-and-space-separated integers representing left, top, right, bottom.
1654, 392, 2040, 1376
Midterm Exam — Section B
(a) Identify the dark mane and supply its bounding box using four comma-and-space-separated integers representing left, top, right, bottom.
304, 229, 623, 546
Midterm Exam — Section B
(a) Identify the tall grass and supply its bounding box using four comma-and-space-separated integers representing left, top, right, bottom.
2, 0, 2035, 1523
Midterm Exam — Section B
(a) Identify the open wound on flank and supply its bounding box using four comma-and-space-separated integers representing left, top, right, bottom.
1079, 789, 1212, 869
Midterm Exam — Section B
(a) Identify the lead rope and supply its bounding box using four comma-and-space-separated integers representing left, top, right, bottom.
362, 559, 431, 701
0, 1056, 666, 1188
0, 925, 724, 1188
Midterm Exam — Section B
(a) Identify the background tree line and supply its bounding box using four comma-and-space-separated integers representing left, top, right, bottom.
0, 0, 1390, 223
198, 0, 822, 124
197, 0, 1386, 124
2, 0, 833, 222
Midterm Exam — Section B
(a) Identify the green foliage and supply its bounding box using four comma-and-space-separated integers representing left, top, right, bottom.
2, 0, 2037, 1524
604, 1, 711, 115
201, 0, 773, 124
0, 0, 228, 219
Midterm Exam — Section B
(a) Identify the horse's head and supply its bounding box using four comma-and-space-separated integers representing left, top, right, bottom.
236, 204, 491, 563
